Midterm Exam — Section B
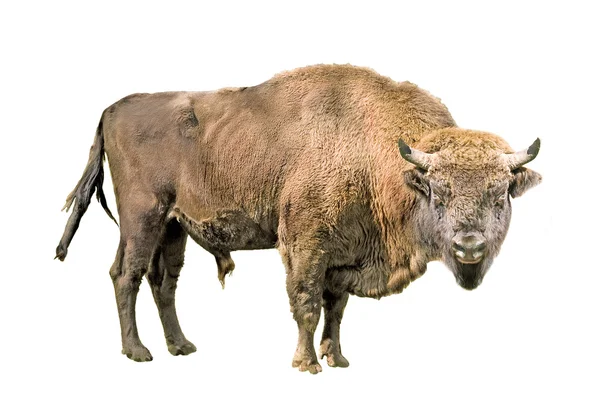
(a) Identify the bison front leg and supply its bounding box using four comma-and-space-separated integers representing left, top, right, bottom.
282, 246, 327, 374
320, 289, 350, 368
147, 220, 196, 356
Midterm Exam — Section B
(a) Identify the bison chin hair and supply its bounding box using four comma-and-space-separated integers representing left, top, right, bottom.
442, 254, 494, 291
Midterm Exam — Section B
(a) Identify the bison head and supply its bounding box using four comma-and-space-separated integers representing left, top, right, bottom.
399, 129, 541, 290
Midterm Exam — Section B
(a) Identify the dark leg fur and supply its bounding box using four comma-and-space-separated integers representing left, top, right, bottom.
109, 201, 164, 362
109, 241, 153, 361
147, 219, 196, 356
320, 289, 350, 367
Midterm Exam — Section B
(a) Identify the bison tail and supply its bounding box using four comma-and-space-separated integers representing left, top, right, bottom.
55, 115, 118, 261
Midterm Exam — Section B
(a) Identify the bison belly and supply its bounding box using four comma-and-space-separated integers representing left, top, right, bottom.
169, 207, 277, 252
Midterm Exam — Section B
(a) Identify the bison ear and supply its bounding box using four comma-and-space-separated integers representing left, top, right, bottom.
403, 169, 430, 197
509, 167, 542, 198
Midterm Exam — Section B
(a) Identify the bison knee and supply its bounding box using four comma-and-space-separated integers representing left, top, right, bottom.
290, 292, 322, 330
300, 312, 320, 331
109, 244, 125, 282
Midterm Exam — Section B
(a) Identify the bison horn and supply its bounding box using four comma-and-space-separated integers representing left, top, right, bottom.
502, 138, 541, 170
398, 138, 434, 170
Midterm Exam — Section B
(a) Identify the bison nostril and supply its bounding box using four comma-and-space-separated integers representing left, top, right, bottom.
474, 241, 486, 253
471, 240, 486, 258
452, 241, 466, 259
452, 242, 465, 252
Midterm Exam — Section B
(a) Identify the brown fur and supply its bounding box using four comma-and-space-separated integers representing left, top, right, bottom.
56, 64, 541, 373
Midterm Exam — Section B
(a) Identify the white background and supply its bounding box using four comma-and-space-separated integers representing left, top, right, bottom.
1, 1, 598, 399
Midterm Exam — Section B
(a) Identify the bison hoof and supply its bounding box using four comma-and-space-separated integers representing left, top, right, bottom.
321, 351, 350, 368
168, 340, 197, 356
122, 345, 153, 362
319, 339, 349, 367
292, 356, 322, 374
293, 359, 323, 374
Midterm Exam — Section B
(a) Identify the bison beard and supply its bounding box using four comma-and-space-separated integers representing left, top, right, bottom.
55, 64, 541, 374
453, 260, 489, 290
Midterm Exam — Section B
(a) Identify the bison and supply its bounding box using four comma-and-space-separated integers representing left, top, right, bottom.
56, 64, 541, 374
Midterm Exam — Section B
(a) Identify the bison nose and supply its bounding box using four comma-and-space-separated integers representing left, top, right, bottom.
452, 233, 486, 264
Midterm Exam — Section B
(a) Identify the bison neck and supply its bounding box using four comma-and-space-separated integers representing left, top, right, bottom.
360, 146, 444, 297
325, 172, 436, 299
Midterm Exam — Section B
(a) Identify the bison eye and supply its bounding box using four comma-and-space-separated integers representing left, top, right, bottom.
495, 194, 507, 208
432, 196, 445, 219
433, 195, 445, 209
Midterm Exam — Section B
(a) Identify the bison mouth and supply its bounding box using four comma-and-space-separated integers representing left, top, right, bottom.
454, 259, 485, 290
443, 251, 493, 291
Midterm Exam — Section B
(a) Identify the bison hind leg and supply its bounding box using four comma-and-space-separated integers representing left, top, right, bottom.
147, 218, 197, 357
